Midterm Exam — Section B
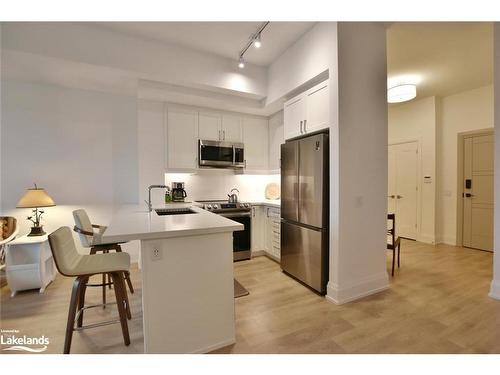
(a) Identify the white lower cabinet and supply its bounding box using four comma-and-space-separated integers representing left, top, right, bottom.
264, 207, 281, 260
251, 205, 281, 261
251, 206, 265, 254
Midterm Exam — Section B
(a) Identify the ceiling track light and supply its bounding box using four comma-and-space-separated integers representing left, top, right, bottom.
236, 21, 269, 69
238, 56, 245, 69
253, 33, 262, 49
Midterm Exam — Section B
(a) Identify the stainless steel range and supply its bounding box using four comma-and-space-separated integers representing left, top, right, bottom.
197, 200, 252, 261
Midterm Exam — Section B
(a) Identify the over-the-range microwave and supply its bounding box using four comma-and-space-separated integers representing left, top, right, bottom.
198, 139, 245, 169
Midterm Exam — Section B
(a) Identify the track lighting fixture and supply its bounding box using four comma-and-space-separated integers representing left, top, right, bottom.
254, 34, 262, 48
238, 56, 245, 69
236, 22, 269, 69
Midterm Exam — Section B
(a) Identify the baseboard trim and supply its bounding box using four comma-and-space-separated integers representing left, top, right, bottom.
489, 280, 500, 300
251, 250, 266, 257
436, 236, 457, 246
192, 337, 236, 354
326, 272, 389, 305
416, 234, 435, 244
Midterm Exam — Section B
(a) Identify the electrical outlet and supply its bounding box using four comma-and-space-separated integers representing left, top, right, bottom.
151, 248, 162, 261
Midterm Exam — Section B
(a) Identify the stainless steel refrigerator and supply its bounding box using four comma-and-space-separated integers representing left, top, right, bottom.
280, 132, 329, 294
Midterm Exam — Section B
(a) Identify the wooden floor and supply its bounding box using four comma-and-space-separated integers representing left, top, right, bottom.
1, 240, 499, 354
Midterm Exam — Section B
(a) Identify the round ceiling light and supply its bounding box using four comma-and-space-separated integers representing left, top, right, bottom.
387, 84, 417, 103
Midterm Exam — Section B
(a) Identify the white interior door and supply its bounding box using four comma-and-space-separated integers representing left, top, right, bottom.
388, 142, 418, 239
462, 133, 494, 251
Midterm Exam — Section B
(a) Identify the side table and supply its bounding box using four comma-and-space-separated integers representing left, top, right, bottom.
5, 234, 57, 297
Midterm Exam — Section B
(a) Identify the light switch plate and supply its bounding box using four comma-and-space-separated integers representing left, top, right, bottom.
151, 247, 162, 261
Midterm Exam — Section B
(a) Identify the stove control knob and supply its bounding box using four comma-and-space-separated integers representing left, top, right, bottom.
207, 204, 212, 209
213, 204, 219, 209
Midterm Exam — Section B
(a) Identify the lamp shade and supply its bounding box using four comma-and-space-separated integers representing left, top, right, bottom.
16, 187, 56, 208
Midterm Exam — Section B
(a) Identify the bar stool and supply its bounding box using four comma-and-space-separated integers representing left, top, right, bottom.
72, 209, 134, 308
48, 226, 131, 354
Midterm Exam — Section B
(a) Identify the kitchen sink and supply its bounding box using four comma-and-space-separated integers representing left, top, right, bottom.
155, 208, 197, 216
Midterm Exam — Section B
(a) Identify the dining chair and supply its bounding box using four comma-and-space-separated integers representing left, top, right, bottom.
387, 213, 401, 276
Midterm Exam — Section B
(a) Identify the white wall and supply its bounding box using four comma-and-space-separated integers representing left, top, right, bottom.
2, 23, 267, 99
267, 23, 336, 105
388, 96, 437, 243
1, 81, 140, 259
327, 23, 389, 304
438, 85, 493, 245
490, 23, 500, 300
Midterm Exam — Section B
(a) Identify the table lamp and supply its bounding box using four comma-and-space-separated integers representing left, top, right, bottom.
16, 184, 56, 236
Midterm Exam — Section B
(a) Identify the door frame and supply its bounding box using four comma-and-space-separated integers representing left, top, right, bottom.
388, 138, 422, 241
456, 128, 494, 247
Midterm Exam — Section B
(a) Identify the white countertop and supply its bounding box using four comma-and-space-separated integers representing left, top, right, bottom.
101, 205, 244, 243
248, 199, 281, 208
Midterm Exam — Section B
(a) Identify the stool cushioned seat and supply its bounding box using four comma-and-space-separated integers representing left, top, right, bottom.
49, 227, 130, 276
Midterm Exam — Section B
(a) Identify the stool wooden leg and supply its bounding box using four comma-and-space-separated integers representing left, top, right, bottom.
110, 272, 130, 346
124, 272, 134, 294
397, 243, 401, 268
64, 277, 84, 354
121, 273, 132, 320
391, 249, 395, 277
76, 276, 89, 328
102, 273, 107, 308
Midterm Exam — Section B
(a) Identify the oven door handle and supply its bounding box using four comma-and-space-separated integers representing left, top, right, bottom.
220, 212, 251, 218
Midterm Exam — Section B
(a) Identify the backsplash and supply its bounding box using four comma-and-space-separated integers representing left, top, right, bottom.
165, 170, 280, 202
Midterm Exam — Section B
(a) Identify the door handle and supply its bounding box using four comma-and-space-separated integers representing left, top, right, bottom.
396, 195, 403, 199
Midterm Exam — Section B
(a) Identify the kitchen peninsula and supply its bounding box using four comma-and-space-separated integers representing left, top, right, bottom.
102, 205, 243, 353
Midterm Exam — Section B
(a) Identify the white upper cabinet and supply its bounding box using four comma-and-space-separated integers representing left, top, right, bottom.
283, 80, 330, 140
199, 112, 243, 142
284, 95, 306, 140
243, 117, 269, 171
268, 111, 284, 172
199, 112, 222, 141
165, 107, 199, 171
305, 81, 329, 133
221, 114, 243, 142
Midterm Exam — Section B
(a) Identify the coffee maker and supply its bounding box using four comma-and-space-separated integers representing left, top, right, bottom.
171, 182, 187, 202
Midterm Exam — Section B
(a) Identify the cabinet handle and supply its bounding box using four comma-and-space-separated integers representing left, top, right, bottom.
304, 119, 307, 133
267, 207, 270, 217
387, 195, 395, 199
300, 120, 303, 134
396, 195, 403, 199
219, 130, 221, 140
252, 207, 255, 217
223, 130, 225, 140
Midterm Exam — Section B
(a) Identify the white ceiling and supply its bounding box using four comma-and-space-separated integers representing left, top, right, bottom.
387, 22, 493, 101
92, 22, 316, 66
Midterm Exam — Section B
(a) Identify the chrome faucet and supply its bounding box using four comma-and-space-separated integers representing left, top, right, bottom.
145, 184, 169, 212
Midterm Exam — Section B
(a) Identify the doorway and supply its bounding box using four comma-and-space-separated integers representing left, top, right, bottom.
388, 141, 418, 240
459, 130, 494, 252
